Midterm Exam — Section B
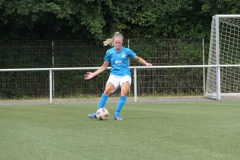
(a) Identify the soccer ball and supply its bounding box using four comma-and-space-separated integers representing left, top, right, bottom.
96, 108, 109, 120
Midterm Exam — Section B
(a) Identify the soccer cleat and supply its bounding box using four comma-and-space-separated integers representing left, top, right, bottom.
88, 112, 97, 119
113, 114, 123, 120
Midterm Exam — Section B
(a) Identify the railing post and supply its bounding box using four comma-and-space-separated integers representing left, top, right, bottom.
52, 41, 55, 97
49, 69, 53, 104
134, 67, 137, 102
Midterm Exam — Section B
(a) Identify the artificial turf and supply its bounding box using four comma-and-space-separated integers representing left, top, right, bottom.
0, 101, 240, 160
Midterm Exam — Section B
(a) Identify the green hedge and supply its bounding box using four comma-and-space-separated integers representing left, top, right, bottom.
0, 39, 207, 99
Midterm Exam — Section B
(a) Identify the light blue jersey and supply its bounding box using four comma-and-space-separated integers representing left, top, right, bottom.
104, 46, 136, 76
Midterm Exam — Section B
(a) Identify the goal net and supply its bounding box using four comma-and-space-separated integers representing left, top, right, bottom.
205, 15, 240, 100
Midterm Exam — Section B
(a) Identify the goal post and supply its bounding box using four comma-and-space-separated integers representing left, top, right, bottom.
205, 15, 240, 100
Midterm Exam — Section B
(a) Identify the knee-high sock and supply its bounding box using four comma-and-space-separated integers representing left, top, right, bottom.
115, 96, 126, 115
97, 94, 108, 109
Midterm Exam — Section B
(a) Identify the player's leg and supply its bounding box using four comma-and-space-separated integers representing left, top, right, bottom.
88, 75, 119, 119
113, 76, 131, 120
88, 83, 114, 119
97, 82, 115, 109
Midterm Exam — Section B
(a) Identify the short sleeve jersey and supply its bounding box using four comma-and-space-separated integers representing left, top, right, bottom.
104, 46, 136, 76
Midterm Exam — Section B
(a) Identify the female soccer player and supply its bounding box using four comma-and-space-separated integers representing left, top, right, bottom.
84, 32, 152, 120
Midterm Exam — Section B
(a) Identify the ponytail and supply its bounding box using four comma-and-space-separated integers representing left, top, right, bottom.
103, 32, 123, 46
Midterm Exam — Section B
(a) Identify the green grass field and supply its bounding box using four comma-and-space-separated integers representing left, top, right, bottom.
1, 101, 240, 160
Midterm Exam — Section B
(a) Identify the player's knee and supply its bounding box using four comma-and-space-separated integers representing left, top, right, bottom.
104, 88, 112, 96
120, 82, 130, 95
120, 89, 128, 96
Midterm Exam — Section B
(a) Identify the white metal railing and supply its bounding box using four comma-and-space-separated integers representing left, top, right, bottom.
1, 64, 240, 103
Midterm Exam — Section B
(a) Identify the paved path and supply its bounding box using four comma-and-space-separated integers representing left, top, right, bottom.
1, 96, 239, 106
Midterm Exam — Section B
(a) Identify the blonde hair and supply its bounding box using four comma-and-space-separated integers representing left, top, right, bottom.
103, 32, 123, 46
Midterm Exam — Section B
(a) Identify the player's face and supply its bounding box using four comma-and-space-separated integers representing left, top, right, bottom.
114, 37, 123, 52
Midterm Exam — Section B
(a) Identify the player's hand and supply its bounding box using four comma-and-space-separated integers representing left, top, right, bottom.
146, 63, 152, 66
84, 72, 95, 80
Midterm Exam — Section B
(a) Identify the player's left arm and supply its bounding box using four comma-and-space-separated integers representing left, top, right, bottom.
134, 55, 152, 66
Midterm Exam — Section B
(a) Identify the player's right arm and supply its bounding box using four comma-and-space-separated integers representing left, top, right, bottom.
84, 61, 109, 80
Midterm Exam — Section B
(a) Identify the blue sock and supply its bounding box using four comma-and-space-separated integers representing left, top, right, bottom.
115, 96, 126, 115
97, 94, 108, 109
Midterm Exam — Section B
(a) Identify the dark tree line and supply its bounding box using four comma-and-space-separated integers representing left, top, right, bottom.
1, 0, 240, 43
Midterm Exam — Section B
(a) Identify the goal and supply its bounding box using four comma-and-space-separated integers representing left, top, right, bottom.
205, 15, 240, 100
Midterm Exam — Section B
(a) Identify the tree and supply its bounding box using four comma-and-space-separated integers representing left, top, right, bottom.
1, 0, 239, 41
0, 0, 106, 41
200, 0, 240, 15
